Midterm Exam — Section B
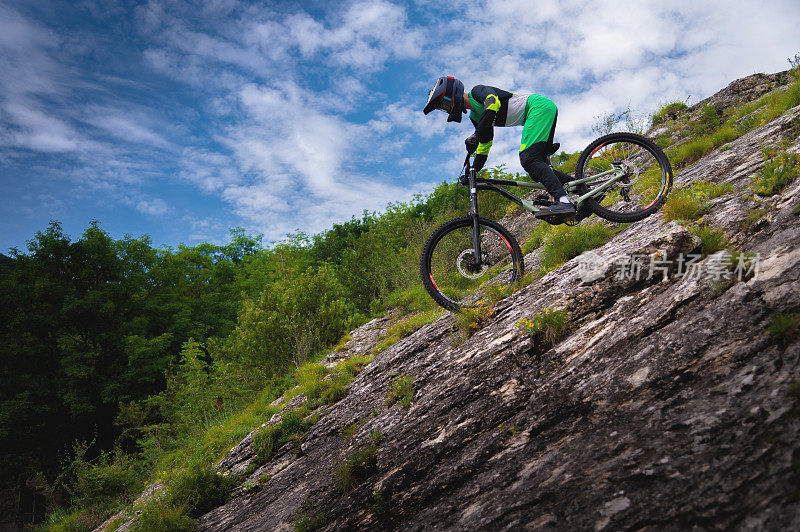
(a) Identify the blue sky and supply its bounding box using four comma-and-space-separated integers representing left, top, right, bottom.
1, 0, 798, 252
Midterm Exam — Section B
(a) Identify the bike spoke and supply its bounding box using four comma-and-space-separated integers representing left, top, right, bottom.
582, 137, 668, 216
422, 218, 522, 310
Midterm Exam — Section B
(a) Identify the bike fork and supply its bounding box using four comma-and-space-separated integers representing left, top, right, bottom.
468, 167, 482, 266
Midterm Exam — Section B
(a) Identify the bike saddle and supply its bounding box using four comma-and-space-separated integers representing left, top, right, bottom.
546, 142, 560, 156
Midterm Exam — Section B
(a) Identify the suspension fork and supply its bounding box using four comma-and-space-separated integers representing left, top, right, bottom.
467, 160, 482, 266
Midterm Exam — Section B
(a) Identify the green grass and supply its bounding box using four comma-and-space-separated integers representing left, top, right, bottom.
385, 374, 415, 409
663, 187, 709, 222
538, 223, 617, 274
131, 499, 196, 532
515, 308, 570, 347
252, 407, 317, 463
482, 280, 519, 304
651, 101, 688, 127
453, 303, 494, 341
164, 465, 237, 519
690, 225, 730, 256
335, 431, 384, 493
383, 285, 439, 313
768, 312, 800, 347
691, 180, 734, 199
663, 75, 800, 171
373, 310, 444, 354
521, 222, 552, 254
751, 148, 799, 196
663, 179, 732, 223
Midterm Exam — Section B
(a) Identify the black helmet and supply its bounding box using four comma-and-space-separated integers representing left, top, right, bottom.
423, 76, 465, 123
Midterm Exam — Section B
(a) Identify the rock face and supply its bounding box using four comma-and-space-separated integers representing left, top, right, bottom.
174, 78, 800, 531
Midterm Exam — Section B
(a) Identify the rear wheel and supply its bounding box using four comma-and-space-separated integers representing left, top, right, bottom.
420, 216, 524, 311
578, 132, 673, 223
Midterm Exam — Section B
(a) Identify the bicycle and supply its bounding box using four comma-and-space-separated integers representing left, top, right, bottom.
419, 132, 673, 311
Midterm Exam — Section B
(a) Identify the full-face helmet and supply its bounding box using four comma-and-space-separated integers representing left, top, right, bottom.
423, 76, 465, 123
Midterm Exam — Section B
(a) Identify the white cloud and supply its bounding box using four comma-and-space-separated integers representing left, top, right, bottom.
136, 197, 169, 216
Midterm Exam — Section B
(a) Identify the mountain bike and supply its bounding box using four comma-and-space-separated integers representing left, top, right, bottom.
419, 132, 673, 311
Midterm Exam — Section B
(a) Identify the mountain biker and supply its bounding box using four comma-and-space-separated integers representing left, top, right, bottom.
423, 76, 575, 220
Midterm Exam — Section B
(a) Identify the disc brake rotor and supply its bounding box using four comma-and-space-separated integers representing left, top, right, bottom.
456, 249, 489, 279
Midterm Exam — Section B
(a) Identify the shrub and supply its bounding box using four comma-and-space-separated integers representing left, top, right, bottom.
515, 308, 570, 347
293, 500, 326, 532
385, 374, 415, 409
45, 506, 110, 532
768, 312, 800, 347
651, 101, 688, 127
739, 207, 768, 232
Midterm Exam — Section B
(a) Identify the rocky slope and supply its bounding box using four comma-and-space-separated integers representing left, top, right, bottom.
107, 72, 800, 531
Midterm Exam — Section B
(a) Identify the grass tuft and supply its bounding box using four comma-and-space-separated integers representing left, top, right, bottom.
538, 223, 617, 274
690, 225, 730, 256
651, 101, 689, 127
768, 312, 800, 347
385, 374, 415, 409
751, 148, 799, 196
335, 431, 384, 493
515, 308, 570, 347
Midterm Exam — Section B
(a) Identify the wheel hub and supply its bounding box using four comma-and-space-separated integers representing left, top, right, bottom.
457, 249, 489, 279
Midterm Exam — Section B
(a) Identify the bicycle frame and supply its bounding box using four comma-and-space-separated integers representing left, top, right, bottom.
462, 152, 626, 267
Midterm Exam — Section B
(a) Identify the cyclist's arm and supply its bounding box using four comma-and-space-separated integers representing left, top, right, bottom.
470, 85, 501, 171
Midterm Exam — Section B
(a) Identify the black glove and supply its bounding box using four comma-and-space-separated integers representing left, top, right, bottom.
465, 134, 479, 154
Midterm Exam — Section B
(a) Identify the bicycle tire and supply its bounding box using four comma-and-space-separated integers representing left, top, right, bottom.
577, 132, 673, 223
420, 216, 524, 312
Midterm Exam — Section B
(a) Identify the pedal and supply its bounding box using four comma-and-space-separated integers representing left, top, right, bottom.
534, 210, 577, 225
530, 193, 553, 206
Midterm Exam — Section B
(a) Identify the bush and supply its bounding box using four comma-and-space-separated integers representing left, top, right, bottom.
45, 506, 110, 532
293, 500, 326, 532
50, 441, 141, 529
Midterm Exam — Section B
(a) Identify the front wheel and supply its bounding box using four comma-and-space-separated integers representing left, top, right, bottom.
420, 216, 524, 311
578, 132, 673, 223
